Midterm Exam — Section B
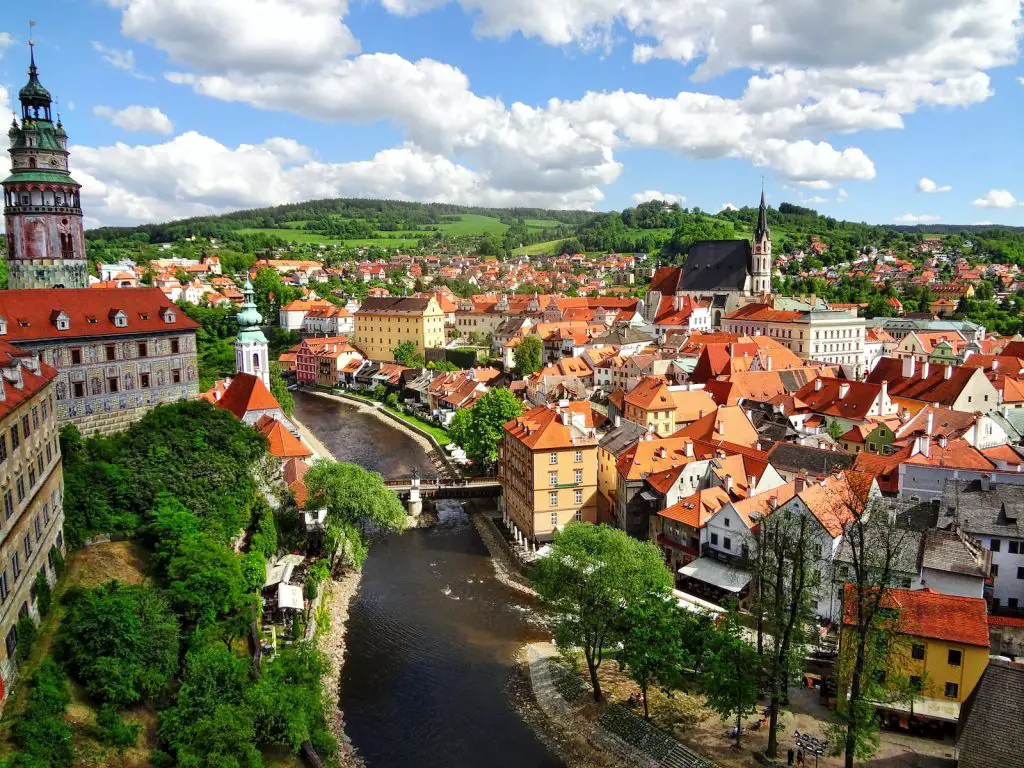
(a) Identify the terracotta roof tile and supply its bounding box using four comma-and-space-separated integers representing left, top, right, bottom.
842, 585, 989, 647
215, 373, 281, 419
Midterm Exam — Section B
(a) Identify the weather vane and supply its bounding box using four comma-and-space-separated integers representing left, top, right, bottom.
28, 19, 35, 45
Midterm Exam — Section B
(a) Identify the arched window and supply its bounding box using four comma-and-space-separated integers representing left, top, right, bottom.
28, 157, 36, 169
252, 352, 260, 371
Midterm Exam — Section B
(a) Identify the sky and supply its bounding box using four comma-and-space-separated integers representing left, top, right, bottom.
1, 1, 1023, 228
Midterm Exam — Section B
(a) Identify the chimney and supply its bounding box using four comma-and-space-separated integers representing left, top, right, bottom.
644, 432, 653, 442
810, 293, 816, 307
658, 446, 667, 459
747, 473, 757, 491
684, 441, 694, 457
795, 472, 806, 493
724, 474, 734, 493
880, 379, 888, 402
920, 360, 930, 379
944, 365, 953, 380
937, 434, 948, 448
902, 357, 916, 378
766, 355, 773, 372
814, 378, 823, 391
769, 496, 779, 510
993, 358, 1000, 371
917, 434, 931, 458
981, 474, 992, 492
614, 414, 621, 428
926, 410, 934, 436
716, 419, 725, 436
839, 382, 850, 399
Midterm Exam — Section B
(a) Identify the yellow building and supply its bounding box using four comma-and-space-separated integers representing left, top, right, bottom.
352, 296, 445, 362
840, 586, 989, 726
0, 343, 65, 704
499, 402, 598, 546
617, 376, 717, 437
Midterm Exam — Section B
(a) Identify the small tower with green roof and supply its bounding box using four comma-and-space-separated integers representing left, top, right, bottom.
235, 278, 270, 389
3, 35, 88, 289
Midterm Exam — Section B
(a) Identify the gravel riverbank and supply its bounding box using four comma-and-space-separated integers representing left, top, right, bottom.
318, 570, 365, 768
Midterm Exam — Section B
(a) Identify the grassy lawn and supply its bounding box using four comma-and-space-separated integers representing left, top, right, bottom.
437, 214, 508, 236
524, 218, 562, 229
342, 237, 422, 249
337, 390, 451, 445
0, 542, 153, 765
513, 238, 568, 255
236, 227, 341, 244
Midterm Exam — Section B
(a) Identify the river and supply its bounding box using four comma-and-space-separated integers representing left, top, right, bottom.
293, 392, 563, 768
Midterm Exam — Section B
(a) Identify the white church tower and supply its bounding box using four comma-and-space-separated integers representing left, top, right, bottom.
751, 187, 772, 295
235, 279, 270, 389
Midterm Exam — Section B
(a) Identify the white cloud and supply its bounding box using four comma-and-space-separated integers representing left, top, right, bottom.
71, 132, 605, 226
893, 213, 941, 224
973, 220, 994, 225
93, 105, 175, 134
1017, 77, 1024, 86
718, 202, 738, 212
917, 176, 951, 193
92, 42, 152, 80
805, 195, 829, 205
792, 180, 832, 190
836, 188, 849, 202
973, 188, 1018, 208
0, 32, 12, 58
632, 190, 685, 205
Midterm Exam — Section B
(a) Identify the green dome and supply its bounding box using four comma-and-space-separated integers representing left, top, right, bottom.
18, 76, 50, 105
237, 279, 264, 330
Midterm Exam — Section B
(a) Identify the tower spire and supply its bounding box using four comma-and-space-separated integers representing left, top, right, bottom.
755, 182, 770, 242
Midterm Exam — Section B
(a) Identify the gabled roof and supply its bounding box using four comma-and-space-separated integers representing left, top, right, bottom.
660, 487, 732, 528
0, 343, 58, 420
957, 659, 1024, 768
842, 585, 989, 647
215, 373, 281, 419
793, 377, 884, 421
503, 401, 597, 450
682, 240, 753, 292
255, 415, 314, 459
674, 406, 760, 448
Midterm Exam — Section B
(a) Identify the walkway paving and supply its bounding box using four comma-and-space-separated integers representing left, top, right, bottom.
526, 643, 716, 768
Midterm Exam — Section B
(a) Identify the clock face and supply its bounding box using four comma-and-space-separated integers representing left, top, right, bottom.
49, 158, 58, 166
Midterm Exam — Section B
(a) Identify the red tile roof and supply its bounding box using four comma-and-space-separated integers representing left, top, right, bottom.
0, 342, 58, 419
255, 415, 313, 459
842, 585, 989, 647
214, 373, 281, 419
0, 287, 198, 341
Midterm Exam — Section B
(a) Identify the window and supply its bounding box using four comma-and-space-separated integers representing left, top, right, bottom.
31, 407, 38, 429
42, 503, 49, 525
137, 342, 148, 358
72, 381, 84, 398
724, 517, 731, 528
20, 416, 29, 439
549, 472, 558, 487
711, 533, 719, 546
5, 626, 15, 659
910, 676, 922, 692
991, 538, 1001, 552
575, 509, 583, 522
1017, 566, 1024, 580
40, 399, 47, 422
724, 536, 732, 550
1010, 541, 1020, 554
992, 564, 999, 577
944, 682, 959, 699
70, 348, 82, 365
3, 491, 10, 520
0, 570, 7, 602
16, 476, 24, 503
0, 434, 6, 463
10, 424, 18, 450
27, 466, 35, 488
108, 376, 119, 393
948, 649, 962, 667
171, 338, 180, 354
33, 516, 40, 541
140, 372, 150, 388
549, 452, 558, 465
911, 644, 925, 660
550, 511, 558, 526
574, 469, 583, 484
172, 369, 182, 384
549, 491, 558, 507
23, 534, 31, 558
1010, 598, 1019, 609
12, 552, 20, 579
575, 450, 583, 463
105, 344, 116, 361
45, 444, 51, 464
574, 489, 583, 505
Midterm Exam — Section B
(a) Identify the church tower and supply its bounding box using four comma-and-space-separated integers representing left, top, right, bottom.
750, 187, 772, 295
3, 39, 88, 289
235, 279, 270, 389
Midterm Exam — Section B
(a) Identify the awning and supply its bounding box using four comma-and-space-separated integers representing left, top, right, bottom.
277, 583, 304, 611
678, 556, 750, 593
264, 562, 294, 588
640, 490, 661, 502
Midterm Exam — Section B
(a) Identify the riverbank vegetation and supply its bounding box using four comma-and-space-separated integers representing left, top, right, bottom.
0, 401, 349, 767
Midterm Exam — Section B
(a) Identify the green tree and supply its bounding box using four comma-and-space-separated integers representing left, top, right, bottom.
57, 582, 180, 707
391, 340, 424, 367
828, 419, 845, 440
457, 387, 523, 466
304, 460, 406, 568
166, 538, 249, 625
9, 659, 73, 767
617, 594, 707, 719
270, 362, 294, 416
700, 602, 760, 749
534, 524, 672, 701
513, 335, 543, 377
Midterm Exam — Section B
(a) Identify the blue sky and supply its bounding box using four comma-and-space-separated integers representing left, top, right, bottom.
1, 0, 1022, 227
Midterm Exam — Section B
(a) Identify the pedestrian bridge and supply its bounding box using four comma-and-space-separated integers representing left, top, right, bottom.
384, 476, 501, 500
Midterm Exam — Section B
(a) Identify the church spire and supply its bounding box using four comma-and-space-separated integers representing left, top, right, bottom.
19, 27, 53, 122
235, 278, 270, 389
754, 183, 770, 242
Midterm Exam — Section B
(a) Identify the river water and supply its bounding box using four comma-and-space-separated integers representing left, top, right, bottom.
293, 392, 563, 768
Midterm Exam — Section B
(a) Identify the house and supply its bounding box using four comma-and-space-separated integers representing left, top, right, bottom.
867, 358, 1001, 415
615, 376, 717, 437
352, 296, 445, 362
840, 586, 989, 725
278, 298, 335, 331
208, 372, 288, 426
957, 659, 1024, 768
301, 306, 354, 337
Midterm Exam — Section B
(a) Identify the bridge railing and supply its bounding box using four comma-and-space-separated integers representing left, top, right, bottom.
384, 475, 499, 488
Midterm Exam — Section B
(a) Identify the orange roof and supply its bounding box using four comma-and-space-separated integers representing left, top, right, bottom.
725, 303, 803, 323
675, 406, 760, 447
787, 472, 867, 537
793, 378, 884, 421
0, 343, 58, 419
659, 487, 731, 527
255, 415, 314, 459
503, 401, 597, 450
842, 585, 989, 647
215, 373, 281, 419
902, 438, 994, 470
730, 482, 799, 528
0, 287, 198, 341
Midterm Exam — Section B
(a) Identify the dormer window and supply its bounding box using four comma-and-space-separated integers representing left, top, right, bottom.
160, 307, 176, 324
0, 317, 6, 336
50, 311, 70, 331
109, 309, 128, 328
86, 316, 97, 324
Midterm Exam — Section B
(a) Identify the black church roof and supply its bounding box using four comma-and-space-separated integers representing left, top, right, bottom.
681, 239, 752, 292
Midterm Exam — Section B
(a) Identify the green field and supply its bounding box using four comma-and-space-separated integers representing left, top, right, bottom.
342, 237, 422, 249
525, 218, 562, 229
436, 214, 508, 236
236, 227, 340, 244
513, 238, 568, 256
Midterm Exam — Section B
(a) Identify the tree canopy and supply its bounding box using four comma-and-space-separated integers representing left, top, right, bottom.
448, 387, 523, 465
512, 336, 543, 377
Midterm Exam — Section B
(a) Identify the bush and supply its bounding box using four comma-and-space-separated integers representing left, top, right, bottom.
292, 614, 306, 641
10, 659, 73, 767
49, 545, 66, 577
15, 614, 37, 664
93, 705, 140, 751
249, 497, 278, 559
242, 551, 267, 593
33, 570, 52, 619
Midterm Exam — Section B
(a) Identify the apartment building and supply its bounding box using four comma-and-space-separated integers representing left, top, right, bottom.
352, 296, 445, 362
0, 342, 64, 702
499, 401, 598, 547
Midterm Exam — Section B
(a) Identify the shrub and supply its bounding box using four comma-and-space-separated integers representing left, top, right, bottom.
15, 614, 37, 664
49, 545, 66, 577
10, 659, 73, 767
93, 705, 140, 751
242, 551, 267, 593
33, 570, 52, 619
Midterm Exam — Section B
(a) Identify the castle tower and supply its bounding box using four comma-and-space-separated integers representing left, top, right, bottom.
751, 187, 772, 295
3, 39, 88, 289
236, 279, 270, 389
